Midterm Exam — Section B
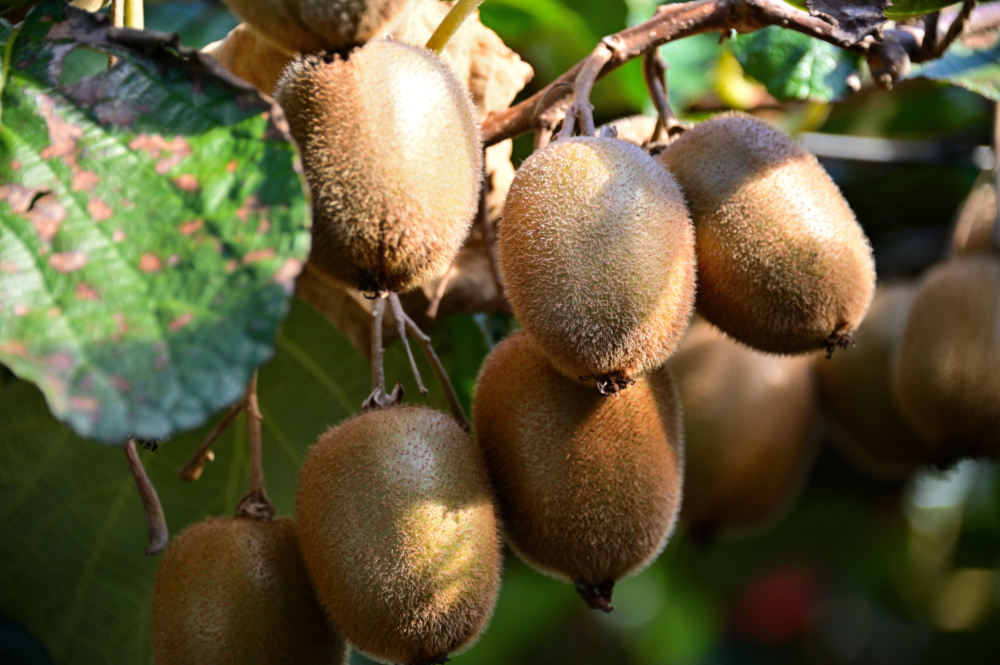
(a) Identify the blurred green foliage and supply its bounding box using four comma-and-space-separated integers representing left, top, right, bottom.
3, 2, 1000, 665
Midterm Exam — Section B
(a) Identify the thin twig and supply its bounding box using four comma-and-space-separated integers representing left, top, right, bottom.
476, 176, 510, 315
936, 0, 976, 57
396, 307, 472, 432
123, 439, 169, 556
178, 399, 242, 481
389, 293, 428, 396
642, 50, 683, 142
558, 39, 618, 140
362, 296, 401, 409
236, 371, 273, 520
426, 0, 484, 54
426, 261, 457, 319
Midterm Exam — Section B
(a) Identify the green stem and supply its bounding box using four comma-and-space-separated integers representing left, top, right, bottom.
0, 24, 21, 125
425, 0, 484, 54
125, 0, 144, 29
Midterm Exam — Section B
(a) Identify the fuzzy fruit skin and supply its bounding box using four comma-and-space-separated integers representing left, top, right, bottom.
892, 255, 1000, 458
816, 284, 933, 477
226, 0, 412, 53
296, 406, 501, 665
658, 112, 875, 355
669, 320, 819, 538
152, 517, 346, 665
498, 136, 696, 386
473, 331, 684, 590
276, 40, 482, 294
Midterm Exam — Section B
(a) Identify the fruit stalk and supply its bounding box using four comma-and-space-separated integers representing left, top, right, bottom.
642, 50, 681, 142
236, 371, 274, 520
391, 293, 472, 431
388, 293, 429, 396
425, 0, 485, 54
123, 438, 169, 556
178, 399, 242, 481
558, 38, 617, 139
363, 297, 401, 410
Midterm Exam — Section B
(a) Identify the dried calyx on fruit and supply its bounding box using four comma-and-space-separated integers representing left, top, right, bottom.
152, 517, 347, 665
226, 0, 413, 53
657, 112, 876, 357
473, 331, 684, 611
816, 283, 933, 478
498, 136, 696, 393
892, 254, 1000, 461
296, 406, 501, 665
276, 39, 482, 296
668, 320, 820, 542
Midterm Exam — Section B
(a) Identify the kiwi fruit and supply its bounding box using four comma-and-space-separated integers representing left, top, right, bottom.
296, 406, 501, 665
473, 331, 684, 610
498, 136, 696, 391
668, 319, 819, 539
950, 179, 997, 256
657, 112, 875, 356
226, 0, 412, 53
815, 283, 933, 477
152, 517, 346, 665
276, 39, 482, 295
892, 255, 1000, 459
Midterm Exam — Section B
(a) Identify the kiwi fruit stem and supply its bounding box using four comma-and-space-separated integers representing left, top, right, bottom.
559, 40, 616, 139
576, 581, 616, 613
235, 371, 274, 520
642, 50, 681, 143
426, 0, 484, 54
123, 438, 169, 556
178, 399, 243, 481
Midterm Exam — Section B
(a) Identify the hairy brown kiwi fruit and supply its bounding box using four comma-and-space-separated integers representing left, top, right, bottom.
950, 179, 997, 256
296, 406, 501, 665
498, 136, 696, 392
226, 0, 412, 53
152, 517, 346, 665
892, 255, 1000, 459
815, 283, 934, 478
668, 319, 819, 539
276, 39, 482, 295
657, 112, 875, 356
473, 331, 684, 610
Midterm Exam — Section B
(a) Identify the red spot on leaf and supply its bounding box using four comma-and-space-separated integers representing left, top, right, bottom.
0, 261, 19, 273
10, 160, 20, 170
75, 282, 101, 301
244, 248, 276, 263
235, 195, 263, 222
113, 312, 128, 341
109, 376, 132, 391
139, 253, 162, 272
226, 160, 238, 173
87, 197, 113, 221
0, 341, 27, 356
47, 307, 61, 318
36, 93, 83, 168
173, 174, 199, 192
273, 258, 303, 293
70, 396, 100, 413
112, 230, 126, 242
13, 304, 30, 316
49, 251, 88, 273
71, 170, 101, 192
225, 259, 238, 273
179, 219, 203, 235
167, 255, 181, 267
169, 312, 195, 331
257, 218, 271, 234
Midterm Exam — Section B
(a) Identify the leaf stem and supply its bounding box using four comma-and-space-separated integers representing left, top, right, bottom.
392, 295, 472, 432
426, 0, 484, 55
123, 439, 169, 556
125, 0, 144, 30
236, 371, 273, 520
178, 399, 243, 481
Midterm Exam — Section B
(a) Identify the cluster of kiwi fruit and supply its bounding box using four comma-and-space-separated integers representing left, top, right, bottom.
155, 0, 1000, 659
817, 187, 1000, 474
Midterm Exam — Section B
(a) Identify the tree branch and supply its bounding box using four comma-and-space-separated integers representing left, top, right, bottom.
481, 0, 1000, 146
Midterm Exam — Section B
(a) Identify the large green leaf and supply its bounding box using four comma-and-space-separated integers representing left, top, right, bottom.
730, 27, 861, 102
0, 297, 476, 665
914, 40, 1000, 102
0, 1, 310, 443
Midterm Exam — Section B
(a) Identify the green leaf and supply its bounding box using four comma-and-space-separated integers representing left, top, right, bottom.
0, 2, 310, 443
913, 41, 1000, 102
782, 0, 956, 19
0, 298, 469, 665
730, 27, 861, 103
